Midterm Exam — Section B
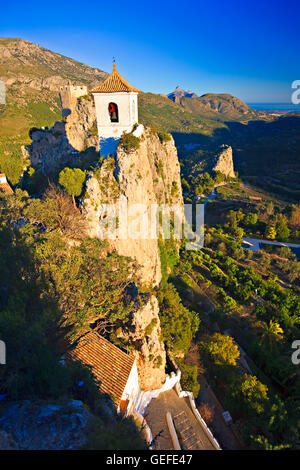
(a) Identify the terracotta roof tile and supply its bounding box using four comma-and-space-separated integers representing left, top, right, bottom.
91, 64, 140, 94
66, 332, 135, 405
0, 182, 13, 195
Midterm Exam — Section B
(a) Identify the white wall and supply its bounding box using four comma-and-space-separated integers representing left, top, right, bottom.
93, 92, 138, 155
120, 363, 181, 417
134, 371, 181, 416
120, 361, 140, 415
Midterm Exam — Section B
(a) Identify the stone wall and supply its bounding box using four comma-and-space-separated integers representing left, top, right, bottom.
59, 85, 88, 117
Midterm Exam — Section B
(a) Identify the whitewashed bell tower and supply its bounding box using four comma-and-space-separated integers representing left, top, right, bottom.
91, 64, 140, 156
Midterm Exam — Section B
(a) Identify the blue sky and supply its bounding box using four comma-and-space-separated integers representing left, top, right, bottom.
1, 0, 299, 102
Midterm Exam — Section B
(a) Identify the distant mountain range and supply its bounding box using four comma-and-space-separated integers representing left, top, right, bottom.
167, 86, 259, 121
0, 38, 300, 200
167, 86, 198, 99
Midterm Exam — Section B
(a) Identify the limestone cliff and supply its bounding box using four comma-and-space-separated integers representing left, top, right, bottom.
82, 127, 183, 288
0, 400, 93, 450
82, 127, 184, 390
25, 102, 184, 392
27, 95, 98, 174
212, 144, 235, 178
64, 94, 99, 152
188, 143, 235, 180
117, 294, 166, 391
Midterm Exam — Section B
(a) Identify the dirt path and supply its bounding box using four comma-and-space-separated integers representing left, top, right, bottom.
197, 373, 242, 450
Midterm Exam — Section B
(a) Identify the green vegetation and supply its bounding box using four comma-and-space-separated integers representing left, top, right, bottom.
0, 147, 26, 185
0, 187, 135, 388
144, 318, 158, 336
213, 189, 300, 243
158, 132, 172, 143
176, 359, 200, 397
158, 283, 199, 355
59, 167, 86, 207
118, 132, 140, 152
157, 235, 200, 356
172, 180, 300, 449
139, 92, 226, 137
84, 415, 147, 450
1, 37, 300, 451
200, 333, 240, 367
0, 185, 146, 449
0, 38, 107, 188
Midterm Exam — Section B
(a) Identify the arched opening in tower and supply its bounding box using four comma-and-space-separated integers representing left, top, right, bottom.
108, 102, 119, 123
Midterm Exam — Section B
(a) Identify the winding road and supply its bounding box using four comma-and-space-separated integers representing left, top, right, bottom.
242, 237, 300, 253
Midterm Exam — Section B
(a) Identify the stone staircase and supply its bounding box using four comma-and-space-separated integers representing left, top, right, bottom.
173, 411, 202, 450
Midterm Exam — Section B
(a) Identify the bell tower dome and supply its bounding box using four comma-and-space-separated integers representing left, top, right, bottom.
91, 64, 140, 156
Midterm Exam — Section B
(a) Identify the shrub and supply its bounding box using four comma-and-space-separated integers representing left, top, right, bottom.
89, 124, 98, 137
199, 333, 240, 367
158, 283, 200, 355
144, 318, 158, 336
58, 167, 86, 207
158, 132, 172, 143
176, 359, 200, 397
198, 403, 214, 426
119, 133, 140, 152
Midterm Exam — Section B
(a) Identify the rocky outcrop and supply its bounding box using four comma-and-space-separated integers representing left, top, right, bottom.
27, 121, 74, 174
0, 400, 92, 450
168, 91, 257, 121
25, 110, 184, 392
82, 127, 184, 390
27, 96, 99, 174
0, 38, 107, 92
65, 94, 99, 152
118, 295, 166, 390
83, 127, 183, 288
168, 86, 198, 100
212, 144, 235, 178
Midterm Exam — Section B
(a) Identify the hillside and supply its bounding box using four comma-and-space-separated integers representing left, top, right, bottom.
139, 92, 227, 135
0, 38, 227, 184
1, 38, 300, 201
0, 38, 107, 183
167, 87, 262, 121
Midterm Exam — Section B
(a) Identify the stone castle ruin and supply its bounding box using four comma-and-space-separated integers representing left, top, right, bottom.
59, 83, 88, 117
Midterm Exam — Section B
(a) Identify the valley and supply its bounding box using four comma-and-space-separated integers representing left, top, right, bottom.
0, 37, 299, 452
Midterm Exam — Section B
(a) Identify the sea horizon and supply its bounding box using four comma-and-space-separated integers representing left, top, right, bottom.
247, 102, 300, 112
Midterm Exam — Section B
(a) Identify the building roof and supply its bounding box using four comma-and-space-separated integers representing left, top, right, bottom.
90, 64, 140, 94
66, 331, 135, 405
0, 174, 13, 195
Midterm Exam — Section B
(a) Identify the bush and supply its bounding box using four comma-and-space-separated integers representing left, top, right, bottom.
158, 132, 172, 143
176, 359, 200, 397
198, 403, 214, 426
158, 283, 200, 355
119, 133, 140, 152
59, 167, 86, 207
144, 318, 158, 336
199, 333, 240, 367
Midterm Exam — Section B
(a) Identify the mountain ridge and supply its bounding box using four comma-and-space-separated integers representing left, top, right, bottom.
167, 86, 259, 121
